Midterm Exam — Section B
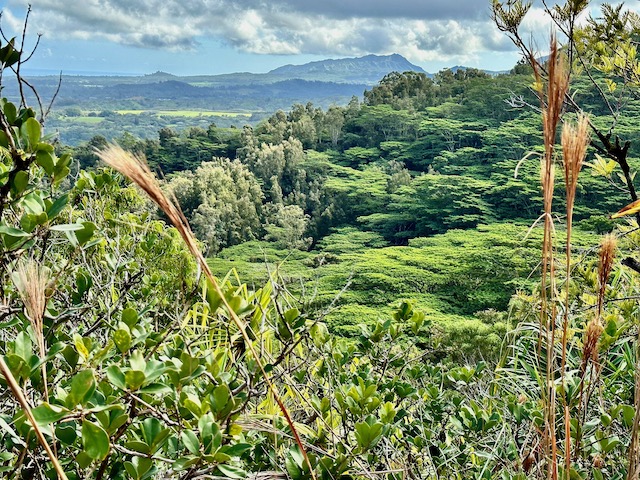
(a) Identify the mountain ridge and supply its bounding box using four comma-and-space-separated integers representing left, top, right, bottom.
267, 53, 427, 84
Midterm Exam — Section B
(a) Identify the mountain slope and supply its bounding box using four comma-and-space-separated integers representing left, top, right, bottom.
269, 53, 427, 84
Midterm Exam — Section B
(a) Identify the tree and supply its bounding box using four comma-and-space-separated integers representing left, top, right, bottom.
364, 71, 435, 110
166, 159, 264, 253
265, 204, 312, 250
323, 106, 345, 148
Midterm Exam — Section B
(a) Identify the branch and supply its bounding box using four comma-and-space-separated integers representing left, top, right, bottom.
622, 257, 640, 274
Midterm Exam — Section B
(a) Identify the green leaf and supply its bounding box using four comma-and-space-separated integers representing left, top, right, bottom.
129, 350, 146, 372
125, 370, 146, 391
81, 420, 110, 460
21, 118, 41, 150
0, 40, 20, 68
121, 308, 138, 328
32, 403, 70, 425
76, 451, 93, 469
55, 421, 77, 446
141, 417, 169, 450
139, 383, 171, 395
10, 170, 28, 196
355, 417, 384, 451
53, 166, 70, 186
36, 150, 55, 175
106, 366, 125, 390
211, 384, 232, 417
0, 414, 25, 446
0, 225, 29, 237
216, 464, 247, 479
125, 441, 150, 454
1, 98, 17, 123
124, 457, 152, 480
181, 430, 200, 455
113, 325, 132, 354
0, 224, 29, 249
20, 213, 42, 233
46, 194, 68, 219
621, 405, 635, 428
75, 221, 96, 245
220, 443, 251, 457
20, 192, 45, 215
73, 333, 90, 360
66, 369, 96, 408
50, 223, 85, 232
13, 331, 33, 362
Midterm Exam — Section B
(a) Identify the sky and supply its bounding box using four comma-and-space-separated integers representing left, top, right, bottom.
0, 0, 632, 76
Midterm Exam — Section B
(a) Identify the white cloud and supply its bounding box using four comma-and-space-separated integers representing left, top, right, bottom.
5, 0, 625, 68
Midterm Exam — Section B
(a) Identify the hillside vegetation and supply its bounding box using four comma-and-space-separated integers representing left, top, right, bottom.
66, 63, 630, 357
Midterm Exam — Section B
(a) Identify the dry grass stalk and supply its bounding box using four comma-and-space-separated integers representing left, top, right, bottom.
564, 406, 571, 478
597, 234, 616, 318
14, 260, 50, 399
576, 235, 616, 463
559, 114, 589, 470
532, 38, 569, 480
627, 325, 640, 480
580, 319, 603, 374
561, 114, 589, 215
95, 144, 316, 479
560, 114, 589, 356
0, 356, 68, 479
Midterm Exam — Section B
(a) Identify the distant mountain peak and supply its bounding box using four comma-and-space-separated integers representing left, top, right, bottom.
145, 71, 177, 78
267, 54, 426, 84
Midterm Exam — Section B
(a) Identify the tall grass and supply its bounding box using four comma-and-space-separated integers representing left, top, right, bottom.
532, 38, 568, 480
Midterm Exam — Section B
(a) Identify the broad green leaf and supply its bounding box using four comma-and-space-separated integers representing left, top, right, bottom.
46, 194, 69, 219
220, 443, 251, 457
22, 118, 41, 149
20, 192, 45, 215
66, 369, 96, 408
13, 331, 33, 362
81, 420, 110, 460
125, 370, 146, 390
76, 451, 93, 469
181, 430, 200, 454
124, 457, 152, 480
139, 384, 171, 395
1, 99, 17, 123
0, 225, 29, 249
55, 421, 77, 446
216, 464, 247, 479
20, 213, 43, 233
36, 150, 55, 175
121, 308, 138, 328
129, 350, 146, 371
75, 221, 96, 245
11, 170, 28, 196
32, 403, 70, 425
113, 325, 132, 354
125, 441, 150, 454
141, 417, 168, 450
621, 405, 635, 428
73, 334, 89, 361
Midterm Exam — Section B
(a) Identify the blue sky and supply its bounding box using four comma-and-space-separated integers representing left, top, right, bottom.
0, 0, 630, 76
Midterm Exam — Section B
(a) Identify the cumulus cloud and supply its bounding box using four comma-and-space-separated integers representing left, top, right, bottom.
2, 0, 613, 66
